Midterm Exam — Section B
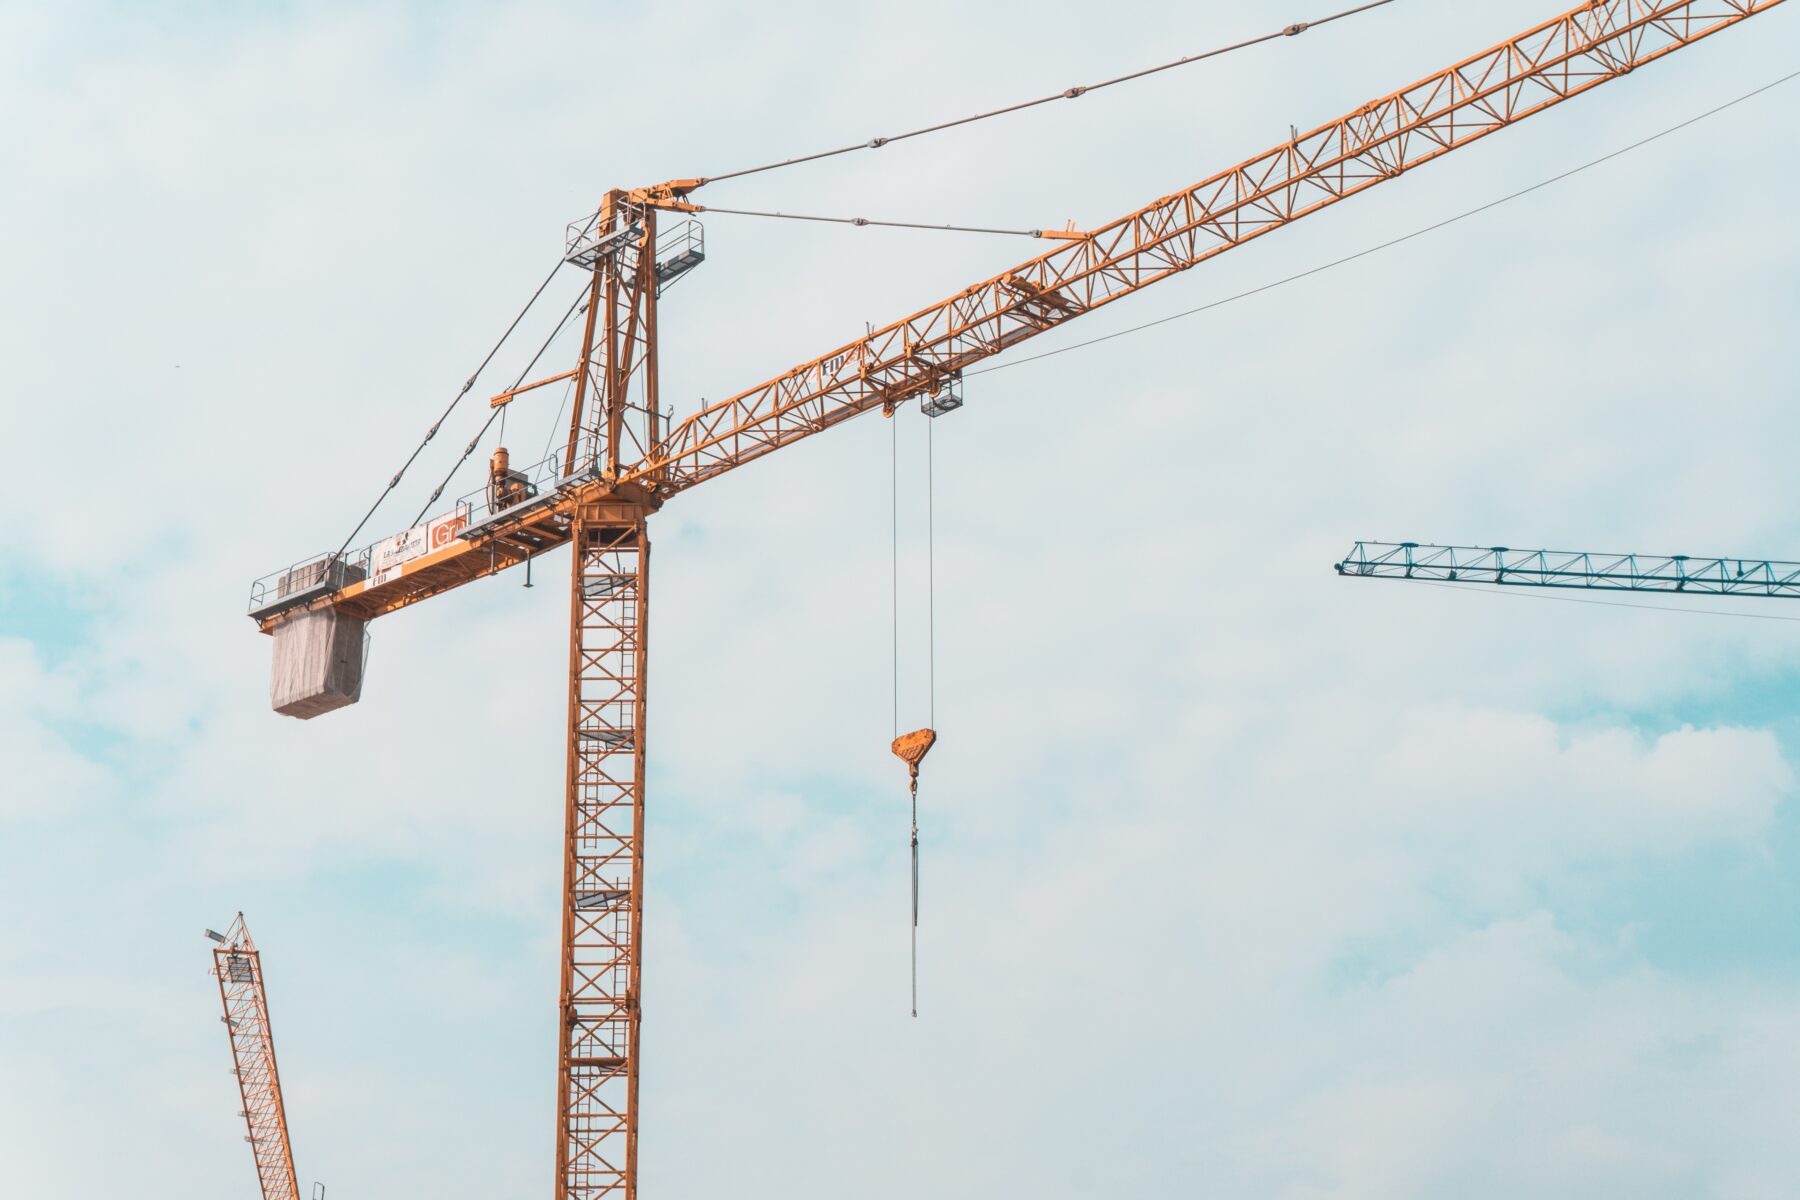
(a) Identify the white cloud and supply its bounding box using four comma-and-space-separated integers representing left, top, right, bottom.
0, 639, 111, 820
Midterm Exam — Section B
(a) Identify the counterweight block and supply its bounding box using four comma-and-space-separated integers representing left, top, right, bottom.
270, 608, 367, 718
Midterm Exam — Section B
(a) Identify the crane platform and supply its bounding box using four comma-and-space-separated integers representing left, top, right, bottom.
247, 441, 632, 633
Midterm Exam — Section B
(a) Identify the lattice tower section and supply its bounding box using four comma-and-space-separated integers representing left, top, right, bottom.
557, 510, 650, 1198
211, 915, 300, 1200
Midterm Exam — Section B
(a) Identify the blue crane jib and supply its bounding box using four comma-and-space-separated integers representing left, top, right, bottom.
1335, 541, 1800, 598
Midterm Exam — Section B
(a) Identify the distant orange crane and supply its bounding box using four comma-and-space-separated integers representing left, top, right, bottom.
207, 915, 300, 1200
245, 2, 1783, 1194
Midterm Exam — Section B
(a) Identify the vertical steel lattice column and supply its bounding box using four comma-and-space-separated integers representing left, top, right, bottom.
212, 915, 300, 1200
557, 509, 650, 1199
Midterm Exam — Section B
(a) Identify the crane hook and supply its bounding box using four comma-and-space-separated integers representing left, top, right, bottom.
891, 727, 936, 1017
890, 727, 937, 791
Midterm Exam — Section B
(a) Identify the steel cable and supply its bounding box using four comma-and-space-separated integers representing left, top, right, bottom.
332, 255, 566, 560
694, 206, 1063, 239
891, 414, 899, 741
408, 281, 589, 527
926, 416, 935, 728
330, 1, 1405, 557
696, 0, 1399, 188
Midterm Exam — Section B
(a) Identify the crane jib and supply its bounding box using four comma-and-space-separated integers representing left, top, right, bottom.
632, 0, 1786, 496
1337, 542, 1800, 597
251, 0, 1783, 642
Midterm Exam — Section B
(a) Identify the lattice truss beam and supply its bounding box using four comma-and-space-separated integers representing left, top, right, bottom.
630, 0, 1782, 495
558, 512, 650, 1199
211, 915, 300, 1200
260, 0, 1788, 632
1336, 540, 1800, 596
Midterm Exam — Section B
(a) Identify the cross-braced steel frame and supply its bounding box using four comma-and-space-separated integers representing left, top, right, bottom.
565, 193, 661, 483
557, 506, 650, 1199
1336, 540, 1800, 596
553, 182, 662, 1200
211, 914, 300, 1200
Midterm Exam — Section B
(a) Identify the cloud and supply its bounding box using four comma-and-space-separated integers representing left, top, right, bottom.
0, 638, 113, 820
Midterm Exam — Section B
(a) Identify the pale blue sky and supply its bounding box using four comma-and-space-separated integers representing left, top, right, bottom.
3, 2, 1799, 1197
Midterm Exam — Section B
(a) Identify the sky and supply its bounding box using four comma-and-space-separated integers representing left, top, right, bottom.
3, 1, 1799, 1196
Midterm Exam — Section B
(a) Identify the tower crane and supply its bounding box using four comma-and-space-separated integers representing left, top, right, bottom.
1335, 541, 1800, 599
244, 2, 1784, 1195
207, 915, 301, 1200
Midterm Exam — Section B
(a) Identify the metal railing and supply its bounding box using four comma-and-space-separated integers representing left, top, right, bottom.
653, 220, 705, 291
249, 434, 604, 618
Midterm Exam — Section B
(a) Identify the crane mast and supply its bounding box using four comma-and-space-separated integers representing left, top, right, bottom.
547, 187, 665, 1199
208, 915, 301, 1200
242, 3, 1787, 1197
558, 511, 651, 1195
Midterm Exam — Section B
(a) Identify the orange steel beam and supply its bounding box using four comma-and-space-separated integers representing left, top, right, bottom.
258, 0, 1781, 635
493, 368, 581, 409
554, 188, 661, 1199
558, 501, 652, 1199
628, 0, 1784, 495
210, 915, 300, 1200
567, 191, 619, 481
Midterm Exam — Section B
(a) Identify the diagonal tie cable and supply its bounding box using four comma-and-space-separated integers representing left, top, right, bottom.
688, 0, 1399, 188
331, 255, 565, 560
409, 280, 590, 526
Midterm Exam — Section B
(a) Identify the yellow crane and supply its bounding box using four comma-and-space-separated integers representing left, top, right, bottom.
207, 915, 301, 1200
245, 2, 1783, 1194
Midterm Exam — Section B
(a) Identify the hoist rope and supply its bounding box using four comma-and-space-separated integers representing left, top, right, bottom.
927, 416, 936, 728
695, 206, 1066, 239
408, 282, 589, 527
695, 0, 1399, 188
332, 255, 565, 561
965, 66, 1800, 380
891, 414, 900, 741
885, 406, 944, 1019
918, 413, 940, 1018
